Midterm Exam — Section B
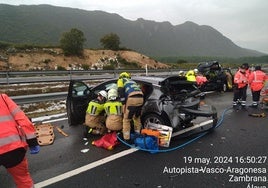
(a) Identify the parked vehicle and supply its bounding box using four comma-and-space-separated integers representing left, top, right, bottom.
66, 76, 218, 137
197, 61, 233, 92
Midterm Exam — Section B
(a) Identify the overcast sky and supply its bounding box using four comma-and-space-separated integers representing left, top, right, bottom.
2, 0, 268, 54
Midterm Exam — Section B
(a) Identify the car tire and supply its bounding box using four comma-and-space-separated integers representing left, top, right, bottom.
142, 114, 167, 128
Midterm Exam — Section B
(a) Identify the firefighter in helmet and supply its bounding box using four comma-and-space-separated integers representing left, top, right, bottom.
185, 69, 197, 82
85, 90, 108, 135
104, 88, 123, 131
117, 72, 144, 142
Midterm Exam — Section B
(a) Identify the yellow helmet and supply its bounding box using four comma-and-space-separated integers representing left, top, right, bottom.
119, 72, 131, 79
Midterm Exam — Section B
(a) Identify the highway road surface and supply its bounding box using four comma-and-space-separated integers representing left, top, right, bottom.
1, 92, 267, 188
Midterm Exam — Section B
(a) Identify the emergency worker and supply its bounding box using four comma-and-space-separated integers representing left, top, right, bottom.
0, 93, 40, 188
104, 88, 123, 131
85, 90, 107, 135
185, 70, 197, 82
117, 72, 144, 141
248, 66, 266, 107
233, 65, 248, 108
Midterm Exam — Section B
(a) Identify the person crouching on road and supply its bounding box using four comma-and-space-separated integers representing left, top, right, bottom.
85, 90, 107, 135
104, 88, 123, 132
0, 93, 40, 188
117, 72, 144, 141
248, 66, 266, 107
233, 64, 248, 108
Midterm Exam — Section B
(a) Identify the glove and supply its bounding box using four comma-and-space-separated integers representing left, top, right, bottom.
30, 145, 40, 154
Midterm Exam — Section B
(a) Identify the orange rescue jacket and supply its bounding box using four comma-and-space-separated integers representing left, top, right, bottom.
248, 70, 266, 91
234, 70, 248, 88
0, 94, 38, 155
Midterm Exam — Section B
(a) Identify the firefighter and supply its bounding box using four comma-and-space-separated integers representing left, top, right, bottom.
84, 90, 107, 135
104, 88, 123, 132
233, 65, 248, 108
185, 69, 197, 82
0, 93, 40, 188
248, 66, 266, 107
117, 72, 144, 141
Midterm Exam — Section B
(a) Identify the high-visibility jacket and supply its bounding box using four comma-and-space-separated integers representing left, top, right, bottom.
86, 99, 105, 116
117, 78, 143, 99
234, 70, 248, 88
185, 70, 196, 82
104, 100, 123, 116
248, 70, 266, 91
0, 94, 37, 155
104, 100, 123, 131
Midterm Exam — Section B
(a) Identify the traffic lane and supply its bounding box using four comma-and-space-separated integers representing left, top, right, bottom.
0, 119, 130, 188
28, 124, 130, 182
1, 91, 267, 187
42, 93, 268, 188
45, 111, 268, 188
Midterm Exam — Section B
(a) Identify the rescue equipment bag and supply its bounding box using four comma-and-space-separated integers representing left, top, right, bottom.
92, 132, 119, 150
132, 133, 159, 151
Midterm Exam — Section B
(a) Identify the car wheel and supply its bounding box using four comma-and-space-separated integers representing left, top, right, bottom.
142, 114, 167, 128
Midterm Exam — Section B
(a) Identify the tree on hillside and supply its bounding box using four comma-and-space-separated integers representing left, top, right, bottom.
100, 33, 120, 51
60, 28, 86, 56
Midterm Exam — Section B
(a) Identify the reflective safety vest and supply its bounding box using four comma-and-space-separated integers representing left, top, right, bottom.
185, 70, 196, 82
104, 101, 122, 116
0, 94, 37, 155
86, 99, 105, 115
117, 78, 142, 98
248, 70, 266, 91
234, 70, 248, 88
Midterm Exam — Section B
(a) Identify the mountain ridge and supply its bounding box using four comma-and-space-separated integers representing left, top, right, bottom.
0, 4, 266, 57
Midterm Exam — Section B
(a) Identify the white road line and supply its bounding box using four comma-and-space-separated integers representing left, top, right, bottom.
42, 117, 68, 124
34, 148, 138, 188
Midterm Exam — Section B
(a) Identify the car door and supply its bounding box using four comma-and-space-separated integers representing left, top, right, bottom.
66, 80, 93, 126
66, 79, 118, 126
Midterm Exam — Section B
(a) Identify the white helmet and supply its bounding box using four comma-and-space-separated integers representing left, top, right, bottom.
108, 88, 118, 101
98, 90, 107, 99
194, 69, 198, 74
178, 70, 184, 76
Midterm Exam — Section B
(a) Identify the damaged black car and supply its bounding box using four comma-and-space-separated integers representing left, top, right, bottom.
197, 61, 233, 92
66, 76, 218, 137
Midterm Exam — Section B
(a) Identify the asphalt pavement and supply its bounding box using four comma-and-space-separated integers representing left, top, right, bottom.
1, 91, 267, 188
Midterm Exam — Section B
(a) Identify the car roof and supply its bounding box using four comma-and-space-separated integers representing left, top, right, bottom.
198, 61, 219, 68
132, 76, 165, 85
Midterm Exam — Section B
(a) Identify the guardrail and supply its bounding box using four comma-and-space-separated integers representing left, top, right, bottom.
0, 69, 179, 84
11, 92, 67, 105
